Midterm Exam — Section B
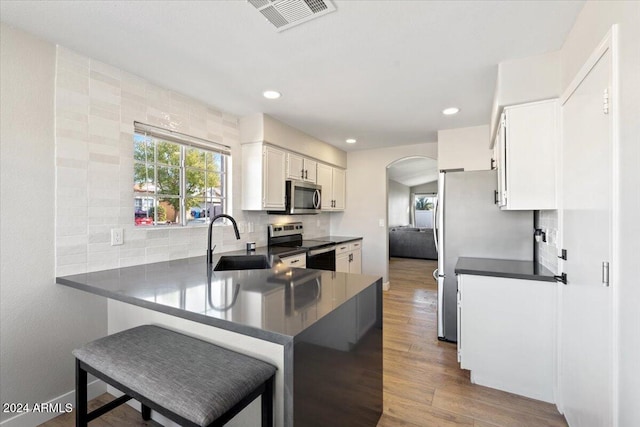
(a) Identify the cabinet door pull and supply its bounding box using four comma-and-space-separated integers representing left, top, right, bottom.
305, 170, 308, 179
494, 190, 499, 205
602, 262, 609, 287
301, 169, 305, 179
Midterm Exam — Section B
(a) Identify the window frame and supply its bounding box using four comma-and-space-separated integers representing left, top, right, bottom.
133, 122, 231, 228
412, 193, 437, 228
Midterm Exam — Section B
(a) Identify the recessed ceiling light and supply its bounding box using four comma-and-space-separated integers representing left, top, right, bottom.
442, 107, 460, 115
263, 90, 281, 100
346, 138, 357, 144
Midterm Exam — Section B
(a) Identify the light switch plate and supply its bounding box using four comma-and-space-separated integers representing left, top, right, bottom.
110, 228, 124, 246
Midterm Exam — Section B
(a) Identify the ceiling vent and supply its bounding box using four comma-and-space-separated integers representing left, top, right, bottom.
249, 0, 336, 32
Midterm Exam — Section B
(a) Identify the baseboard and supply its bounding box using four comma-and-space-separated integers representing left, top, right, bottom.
0, 380, 106, 427
382, 281, 390, 291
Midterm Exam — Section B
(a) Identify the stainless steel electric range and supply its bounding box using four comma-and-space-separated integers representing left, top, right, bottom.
268, 222, 336, 271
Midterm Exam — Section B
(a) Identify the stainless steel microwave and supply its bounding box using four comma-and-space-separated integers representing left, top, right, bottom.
269, 180, 321, 215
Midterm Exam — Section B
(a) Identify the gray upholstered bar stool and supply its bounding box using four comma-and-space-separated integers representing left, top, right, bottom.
73, 325, 276, 427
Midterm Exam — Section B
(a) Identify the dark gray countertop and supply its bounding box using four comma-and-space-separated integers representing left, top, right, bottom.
315, 236, 362, 244
57, 249, 381, 345
455, 257, 556, 282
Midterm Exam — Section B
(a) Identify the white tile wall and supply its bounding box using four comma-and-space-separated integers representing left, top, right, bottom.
55, 47, 330, 275
536, 210, 560, 274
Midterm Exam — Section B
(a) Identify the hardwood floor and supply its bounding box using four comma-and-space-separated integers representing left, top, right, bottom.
42, 257, 566, 426
378, 257, 567, 427
39, 393, 160, 427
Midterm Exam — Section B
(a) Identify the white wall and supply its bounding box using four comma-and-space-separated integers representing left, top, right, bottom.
559, 2, 640, 424
239, 113, 347, 169
411, 181, 438, 194
54, 47, 331, 277
0, 24, 107, 424
490, 51, 561, 143
387, 179, 410, 227
437, 125, 492, 172
331, 143, 438, 283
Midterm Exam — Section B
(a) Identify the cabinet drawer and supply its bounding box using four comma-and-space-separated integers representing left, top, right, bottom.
281, 253, 306, 268
349, 240, 362, 251
335, 243, 350, 255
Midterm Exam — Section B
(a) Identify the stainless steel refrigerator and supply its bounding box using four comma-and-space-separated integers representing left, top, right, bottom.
435, 170, 533, 342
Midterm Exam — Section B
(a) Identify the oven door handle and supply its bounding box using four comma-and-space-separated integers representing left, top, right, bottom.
308, 246, 336, 256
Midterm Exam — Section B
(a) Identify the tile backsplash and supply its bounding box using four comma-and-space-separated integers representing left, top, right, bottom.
55, 47, 329, 276
535, 210, 559, 274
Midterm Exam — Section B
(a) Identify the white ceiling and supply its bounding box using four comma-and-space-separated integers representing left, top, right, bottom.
0, 0, 584, 151
387, 157, 438, 187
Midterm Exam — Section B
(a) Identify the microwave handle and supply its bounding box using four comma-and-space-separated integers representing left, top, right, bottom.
313, 189, 321, 209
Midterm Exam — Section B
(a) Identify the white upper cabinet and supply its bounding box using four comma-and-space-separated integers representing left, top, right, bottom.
317, 163, 346, 211
495, 99, 559, 210
286, 153, 317, 183
241, 143, 286, 210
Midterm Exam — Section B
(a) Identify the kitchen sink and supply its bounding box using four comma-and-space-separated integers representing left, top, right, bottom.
214, 255, 271, 271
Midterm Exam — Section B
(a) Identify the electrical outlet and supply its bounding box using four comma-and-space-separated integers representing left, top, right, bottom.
237, 222, 246, 234
110, 228, 124, 246
379, 219, 385, 227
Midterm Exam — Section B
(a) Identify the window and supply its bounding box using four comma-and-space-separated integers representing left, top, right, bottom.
133, 122, 230, 227
413, 194, 437, 228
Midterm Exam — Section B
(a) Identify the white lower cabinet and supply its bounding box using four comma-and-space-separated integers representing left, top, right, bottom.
280, 253, 306, 268
335, 240, 362, 274
457, 274, 556, 403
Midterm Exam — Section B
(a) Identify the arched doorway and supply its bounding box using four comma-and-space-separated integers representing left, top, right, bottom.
385, 156, 438, 287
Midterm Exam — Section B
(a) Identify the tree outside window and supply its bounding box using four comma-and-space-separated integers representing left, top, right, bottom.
133, 133, 227, 227
414, 194, 436, 228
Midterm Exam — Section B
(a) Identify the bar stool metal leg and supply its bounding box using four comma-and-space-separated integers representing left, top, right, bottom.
141, 403, 151, 421
75, 358, 88, 427
261, 375, 274, 427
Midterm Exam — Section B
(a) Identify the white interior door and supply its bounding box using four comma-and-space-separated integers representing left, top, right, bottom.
559, 42, 614, 425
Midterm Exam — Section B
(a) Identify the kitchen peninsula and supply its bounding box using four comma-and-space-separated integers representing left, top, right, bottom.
57, 249, 382, 427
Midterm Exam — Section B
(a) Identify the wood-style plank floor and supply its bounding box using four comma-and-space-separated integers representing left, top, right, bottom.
378, 257, 567, 427
42, 257, 566, 427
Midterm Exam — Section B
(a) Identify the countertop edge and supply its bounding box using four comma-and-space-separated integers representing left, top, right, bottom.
454, 257, 557, 283
454, 268, 557, 282
314, 236, 362, 244
57, 276, 295, 345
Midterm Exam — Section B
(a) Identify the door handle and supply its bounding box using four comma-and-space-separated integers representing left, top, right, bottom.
602, 262, 610, 287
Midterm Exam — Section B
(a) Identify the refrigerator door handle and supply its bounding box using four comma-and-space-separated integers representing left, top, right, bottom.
433, 199, 439, 252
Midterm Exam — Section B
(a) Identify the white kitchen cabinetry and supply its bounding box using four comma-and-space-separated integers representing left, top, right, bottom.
317, 163, 346, 211
280, 253, 306, 268
241, 143, 286, 210
335, 240, 362, 274
286, 153, 317, 183
495, 99, 558, 210
457, 274, 556, 403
